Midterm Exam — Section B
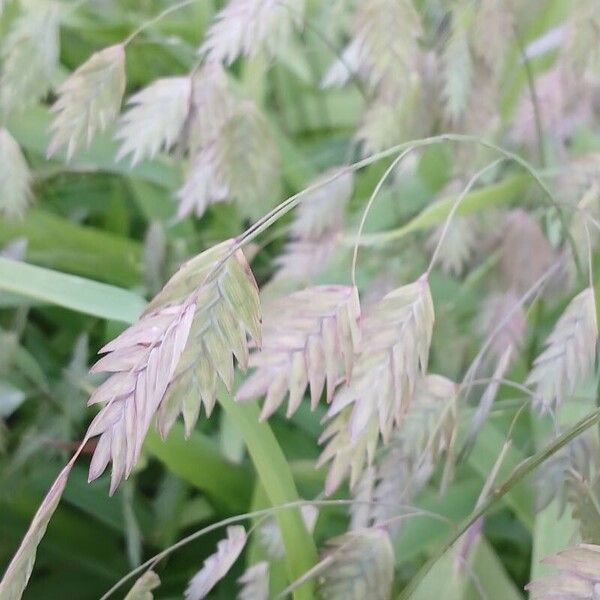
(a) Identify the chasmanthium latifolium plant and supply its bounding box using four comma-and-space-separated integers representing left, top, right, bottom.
3, 0, 600, 598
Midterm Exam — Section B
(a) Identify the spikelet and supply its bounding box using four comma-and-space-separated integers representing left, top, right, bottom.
124, 570, 161, 600
237, 562, 269, 600
0, 0, 61, 116
499, 210, 557, 295
0, 464, 72, 599
152, 241, 260, 436
47, 44, 126, 160
526, 287, 598, 413
566, 183, 600, 282
328, 276, 435, 443
321, 41, 361, 89
116, 76, 192, 166
511, 66, 592, 151
257, 505, 318, 559
356, 76, 424, 154
176, 146, 229, 220
370, 375, 457, 531
535, 435, 594, 513
318, 529, 394, 600
347, 0, 421, 92
185, 526, 247, 600
274, 236, 341, 285
427, 214, 478, 277
442, 1, 475, 123
317, 407, 379, 496
87, 302, 196, 494
526, 544, 600, 599
349, 466, 376, 531
0, 129, 32, 220
399, 374, 457, 464
471, 0, 515, 76
237, 286, 360, 419
86, 240, 261, 492
479, 291, 526, 362
568, 464, 600, 544
273, 167, 353, 283
213, 101, 280, 217
186, 62, 237, 154
200, 0, 305, 64
290, 169, 354, 239
561, 0, 600, 83
462, 346, 514, 456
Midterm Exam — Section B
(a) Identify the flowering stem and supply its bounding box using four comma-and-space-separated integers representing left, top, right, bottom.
219, 389, 318, 600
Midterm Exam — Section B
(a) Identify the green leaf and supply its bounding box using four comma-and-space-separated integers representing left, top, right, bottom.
467, 421, 533, 530
0, 210, 142, 286
357, 174, 529, 247
7, 106, 180, 189
0, 257, 146, 323
219, 389, 318, 600
144, 425, 252, 513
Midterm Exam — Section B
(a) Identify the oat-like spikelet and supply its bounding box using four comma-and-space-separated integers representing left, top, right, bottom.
0, 129, 32, 220
116, 76, 192, 166
290, 169, 354, 240
177, 101, 280, 220
237, 285, 360, 419
427, 214, 478, 277
176, 146, 230, 220
356, 75, 425, 154
561, 0, 600, 83
273, 236, 341, 284
0, 0, 61, 116
317, 407, 379, 496
273, 167, 353, 283
0, 464, 72, 599
335, 0, 421, 92
442, 1, 475, 123
214, 102, 280, 217
565, 183, 600, 282
471, 0, 515, 76
535, 435, 594, 514
86, 240, 261, 493
200, 0, 305, 64
328, 276, 435, 442
370, 375, 457, 531
48, 44, 126, 160
185, 526, 247, 600
87, 302, 196, 494
318, 529, 394, 600
479, 291, 526, 362
124, 570, 160, 599
526, 287, 598, 413
237, 562, 269, 600
186, 62, 237, 154
257, 505, 318, 560
499, 210, 557, 295
526, 544, 600, 599
349, 466, 376, 531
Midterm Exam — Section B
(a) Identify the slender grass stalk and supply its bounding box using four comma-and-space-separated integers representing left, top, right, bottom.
218, 389, 318, 600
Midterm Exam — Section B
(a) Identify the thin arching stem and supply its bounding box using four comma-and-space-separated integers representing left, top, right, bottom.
210, 132, 581, 291
514, 23, 546, 167
351, 147, 416, 286
100, 498, 448, 599
123, 0, 198, 47
426, 159, 503, 277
